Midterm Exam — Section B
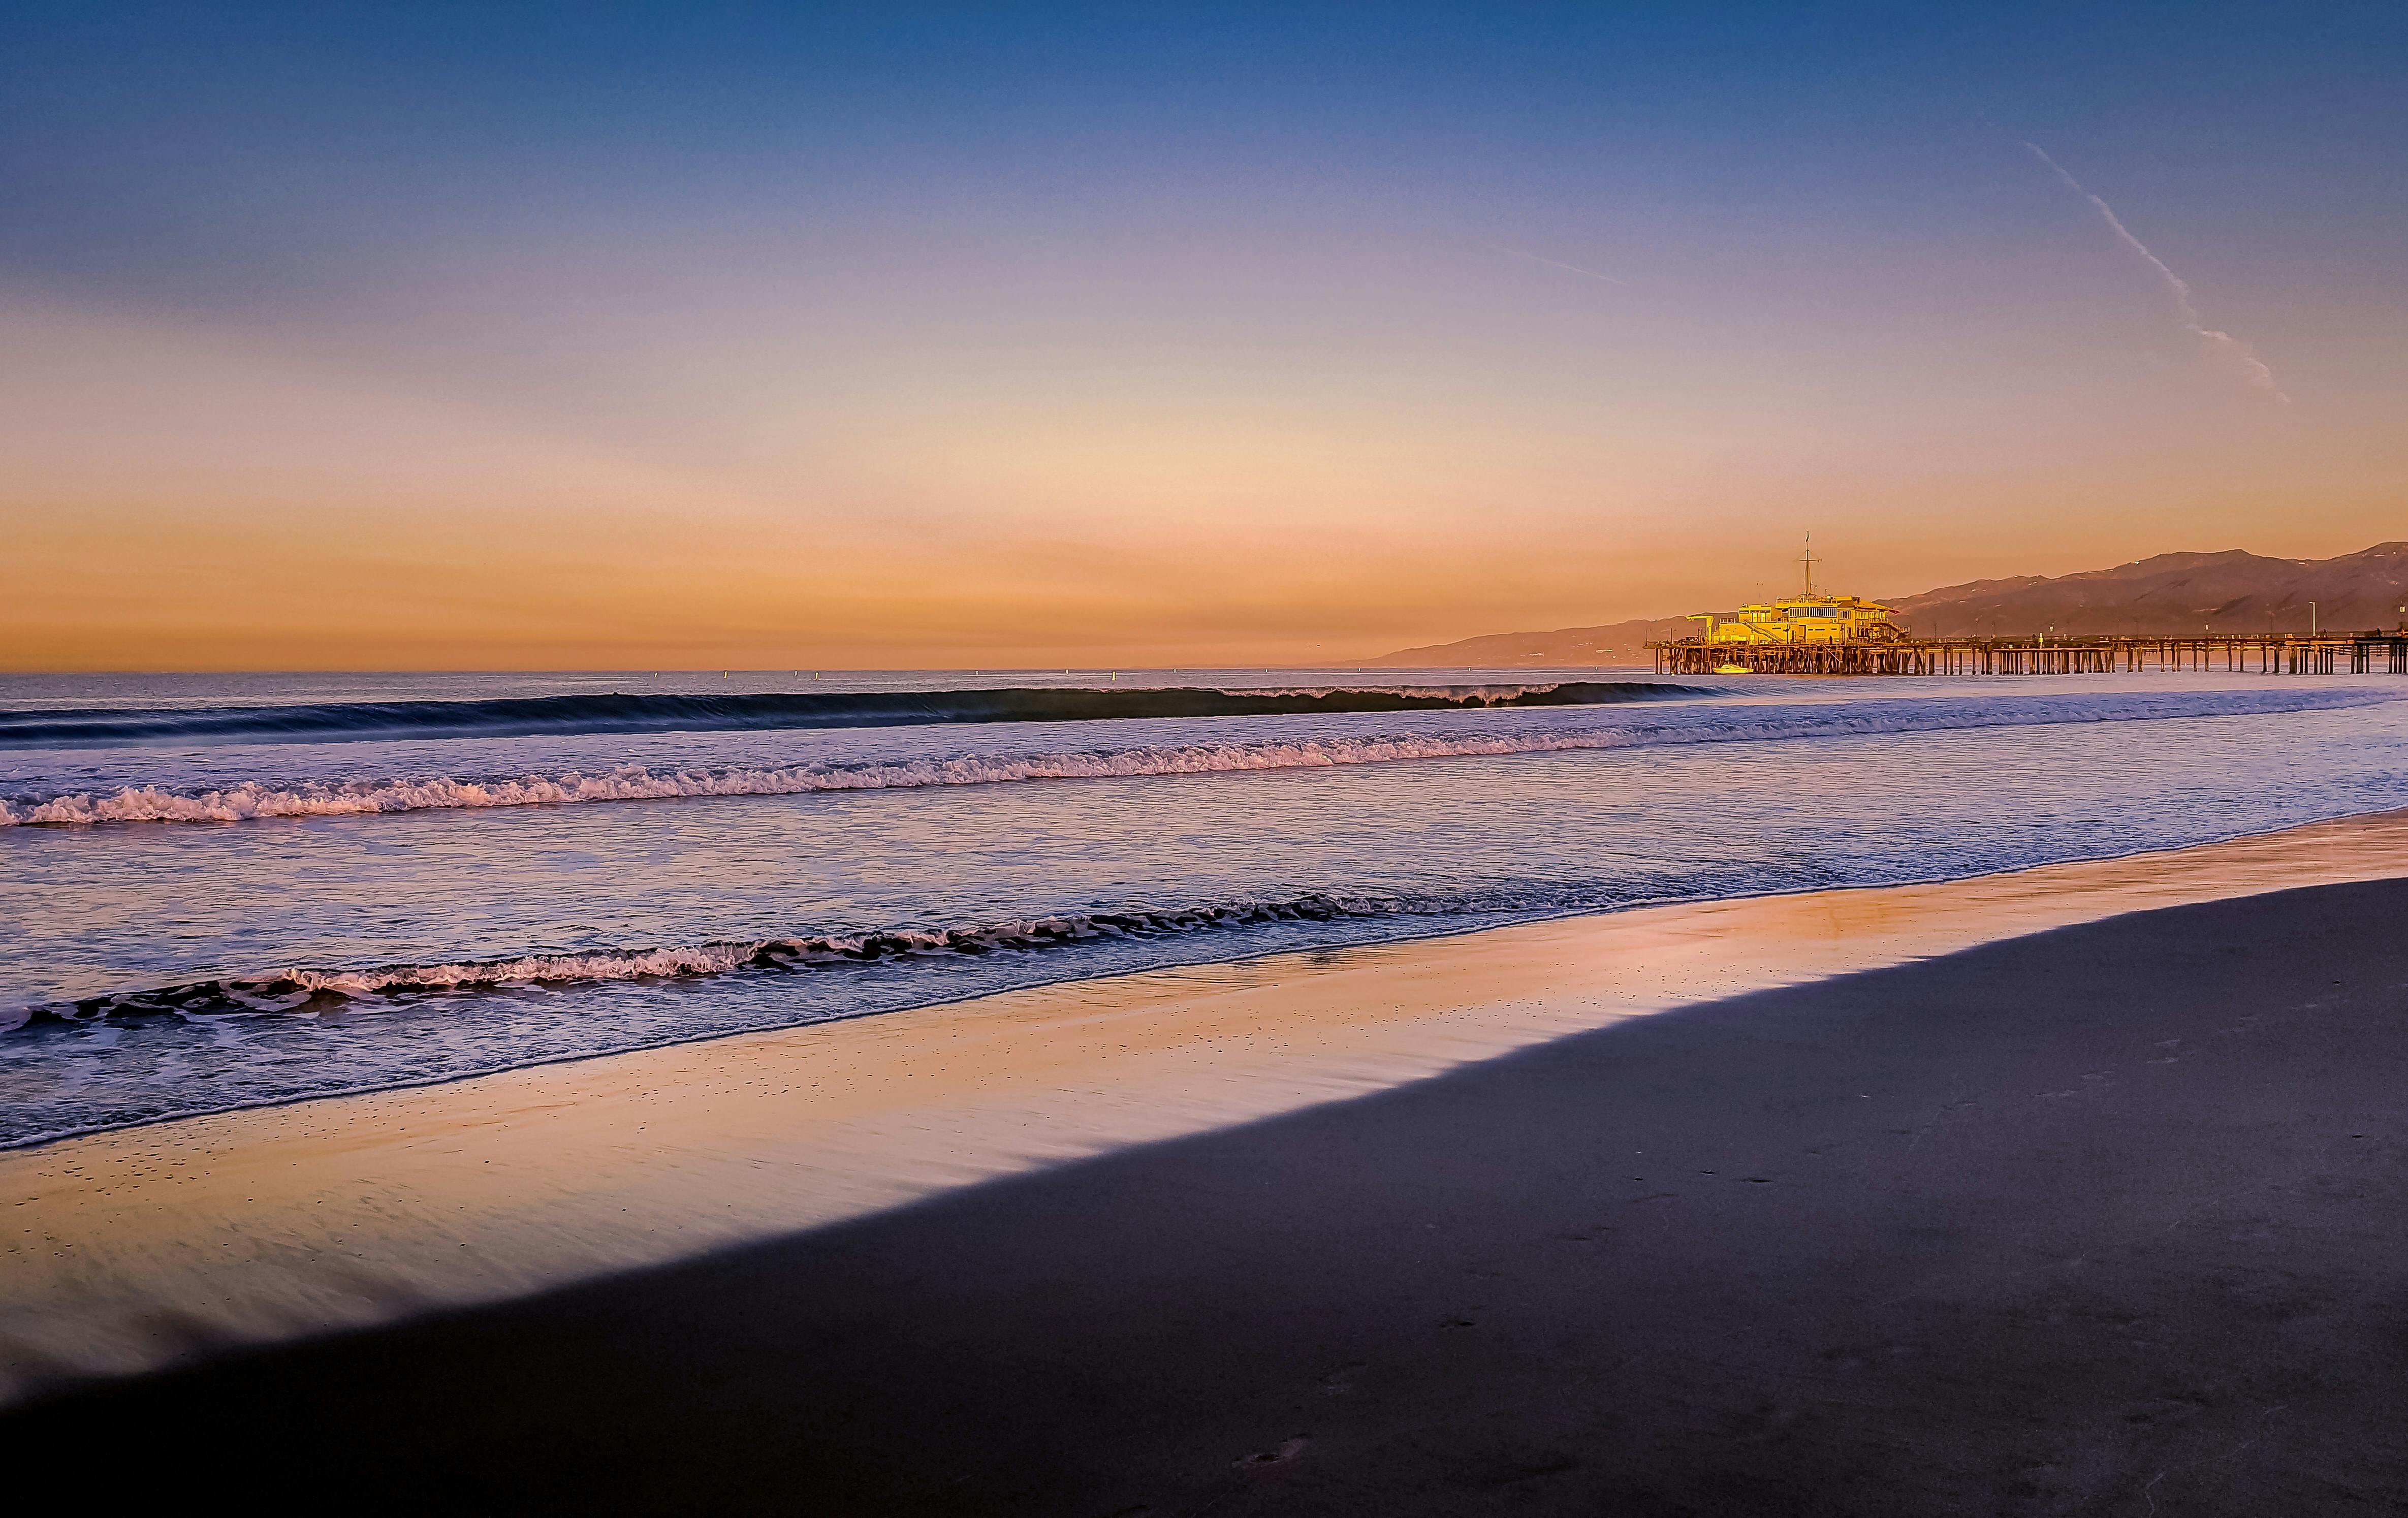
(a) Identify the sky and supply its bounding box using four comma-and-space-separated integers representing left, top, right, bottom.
5, 2, 2405, 669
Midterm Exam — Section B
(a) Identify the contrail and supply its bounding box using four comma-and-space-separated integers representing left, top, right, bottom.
1483, 243, 1626, 285
2019, 142, 2284, 400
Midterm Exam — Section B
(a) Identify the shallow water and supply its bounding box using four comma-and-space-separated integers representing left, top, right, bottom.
5, 666, 2405, 1146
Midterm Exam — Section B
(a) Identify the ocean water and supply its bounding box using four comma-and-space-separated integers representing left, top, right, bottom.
5, 666, 2406, 1149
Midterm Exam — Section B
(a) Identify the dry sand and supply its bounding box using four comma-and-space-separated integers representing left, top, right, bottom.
3, 812, 2406, 1419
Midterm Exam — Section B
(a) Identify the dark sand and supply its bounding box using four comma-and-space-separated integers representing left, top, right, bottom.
7, 880, 2405, 1514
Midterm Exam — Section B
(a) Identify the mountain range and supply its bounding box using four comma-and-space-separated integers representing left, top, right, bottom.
1364, 543, 2408, 666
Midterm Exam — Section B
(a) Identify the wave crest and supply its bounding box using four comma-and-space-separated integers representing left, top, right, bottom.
13, 894, 1483, 1030
0, 681, 1699, 748
5, 687, 2394, 829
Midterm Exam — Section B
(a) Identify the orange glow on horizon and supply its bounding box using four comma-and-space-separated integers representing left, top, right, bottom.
9, 251, 2404, 671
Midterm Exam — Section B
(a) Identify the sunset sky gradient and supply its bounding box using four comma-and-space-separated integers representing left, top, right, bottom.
6, 3, 2405, 668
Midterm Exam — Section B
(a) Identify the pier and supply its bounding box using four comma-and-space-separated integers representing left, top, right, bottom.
1648, 632, 2408, 677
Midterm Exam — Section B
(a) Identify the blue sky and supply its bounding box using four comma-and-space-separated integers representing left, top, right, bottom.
6, 3, 2405, 666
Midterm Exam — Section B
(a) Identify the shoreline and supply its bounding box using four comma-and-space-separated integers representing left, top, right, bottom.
9, 871, 2406, 1511
4, 808, 2406, 1404
13, 807, 2395, 1154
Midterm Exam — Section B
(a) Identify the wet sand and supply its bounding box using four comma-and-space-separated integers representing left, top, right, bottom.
5, 873, 2407, 1511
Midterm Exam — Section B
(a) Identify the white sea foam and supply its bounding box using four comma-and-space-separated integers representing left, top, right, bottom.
4, 688, 2393, 828
21, 896, 1443, 1029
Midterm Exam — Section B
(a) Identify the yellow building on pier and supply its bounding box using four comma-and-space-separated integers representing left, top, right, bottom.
1683, 541, 1905, 649
1688, 592, 1904, 646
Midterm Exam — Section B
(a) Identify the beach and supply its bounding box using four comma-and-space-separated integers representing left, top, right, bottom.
18, 5, 2408, 1508
6, 823, 2406, 1511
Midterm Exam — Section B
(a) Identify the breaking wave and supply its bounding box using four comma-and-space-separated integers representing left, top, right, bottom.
0, 681, 1701, 748
11, 893, 1501, 1032
2, 686, 2394, 828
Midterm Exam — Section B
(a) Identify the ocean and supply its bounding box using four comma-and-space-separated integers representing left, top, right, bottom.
6, 666, 2406, 1150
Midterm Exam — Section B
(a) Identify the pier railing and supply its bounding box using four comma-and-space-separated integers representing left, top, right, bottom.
1644, 633, 2408, 677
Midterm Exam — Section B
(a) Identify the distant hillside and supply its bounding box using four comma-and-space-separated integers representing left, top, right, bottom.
1884, 544, 2408, 638
1363, 615, 1695, 668
1364, 543, 2408, 666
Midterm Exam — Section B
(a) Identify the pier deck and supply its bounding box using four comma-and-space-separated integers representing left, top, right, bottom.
1647, 633, 2408, 677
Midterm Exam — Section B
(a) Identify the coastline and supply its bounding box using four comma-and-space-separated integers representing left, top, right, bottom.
4, 809, 2406, 1407
8, 866, 2406, 1511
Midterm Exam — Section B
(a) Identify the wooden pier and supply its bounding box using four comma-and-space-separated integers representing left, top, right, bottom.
1647, 632, 2408, 678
